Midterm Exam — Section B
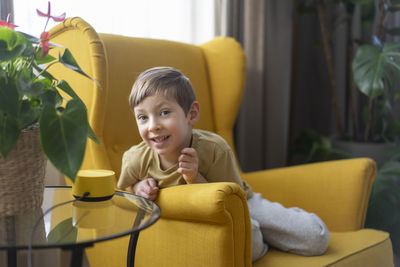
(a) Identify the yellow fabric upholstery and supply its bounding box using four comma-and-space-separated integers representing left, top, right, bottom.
49, 17, 393, 267
243, 158, 376, 231
254, 230, 393, 267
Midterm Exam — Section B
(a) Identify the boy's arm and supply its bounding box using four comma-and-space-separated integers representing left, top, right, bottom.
118, 146, 160, 201
126, 178, 159, 201
118, 149, 140, 190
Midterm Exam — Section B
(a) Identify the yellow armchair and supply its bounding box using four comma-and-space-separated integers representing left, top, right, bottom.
49, 17, 393, 267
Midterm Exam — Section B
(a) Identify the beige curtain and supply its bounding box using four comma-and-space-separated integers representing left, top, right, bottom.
215, 0, 294, 171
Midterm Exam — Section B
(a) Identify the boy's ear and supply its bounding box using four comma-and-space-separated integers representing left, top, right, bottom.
188, 101, 200, 126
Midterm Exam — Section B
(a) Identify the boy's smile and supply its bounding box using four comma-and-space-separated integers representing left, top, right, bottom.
150, 135, 170, 148
134, 93, 199, 170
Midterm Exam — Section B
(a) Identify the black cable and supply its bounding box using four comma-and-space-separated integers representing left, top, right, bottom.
27, 192, 90, 267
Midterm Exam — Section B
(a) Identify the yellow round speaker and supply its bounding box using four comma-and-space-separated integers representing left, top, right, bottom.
72, 169, 115, 201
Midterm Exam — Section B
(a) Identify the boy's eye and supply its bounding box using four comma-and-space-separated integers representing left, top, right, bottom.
160, 110, 170, 116
137, 115, 148, 121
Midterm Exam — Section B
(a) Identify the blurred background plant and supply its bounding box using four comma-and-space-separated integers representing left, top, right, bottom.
296, 0, 400, 143
290, 129, 351, 163
365, 145, 400, 258
293, 0, 400, 263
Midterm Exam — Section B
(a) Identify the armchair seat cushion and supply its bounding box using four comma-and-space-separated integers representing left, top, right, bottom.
254, 229, 392, 267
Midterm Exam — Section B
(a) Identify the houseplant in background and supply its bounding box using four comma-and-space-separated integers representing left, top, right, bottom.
293, 0, 400, 161
365, 145, 400, 263
0, 2, 99, 216
310, 0, 400, 145
295, 0, 400, 262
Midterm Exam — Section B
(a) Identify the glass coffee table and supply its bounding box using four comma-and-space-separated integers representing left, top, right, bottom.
0, 186, 161, 267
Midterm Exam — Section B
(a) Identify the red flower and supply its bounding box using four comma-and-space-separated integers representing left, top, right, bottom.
0, 13, 18, 29
40, 31, 50, 58
37, 1, 66, 22
36, 1, 66, 58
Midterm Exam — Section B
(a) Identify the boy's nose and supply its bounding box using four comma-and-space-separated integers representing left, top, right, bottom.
148, 118, 161, 131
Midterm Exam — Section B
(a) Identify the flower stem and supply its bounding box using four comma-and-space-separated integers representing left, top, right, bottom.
43, 17, 50, 32
34, 61, 58, 80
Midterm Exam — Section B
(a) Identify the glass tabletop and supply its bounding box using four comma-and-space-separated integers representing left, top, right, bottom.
0, 186, 161, 250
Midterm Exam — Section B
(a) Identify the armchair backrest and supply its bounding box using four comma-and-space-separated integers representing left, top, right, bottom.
49, 17, 246, 178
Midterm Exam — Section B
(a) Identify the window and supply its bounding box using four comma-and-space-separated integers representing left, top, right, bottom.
13, 0, 215, 44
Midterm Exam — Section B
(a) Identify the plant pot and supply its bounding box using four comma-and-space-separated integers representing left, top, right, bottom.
331, 137, 395, 165
0, 125, 47, 217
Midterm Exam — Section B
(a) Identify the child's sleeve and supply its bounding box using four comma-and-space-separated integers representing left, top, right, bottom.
117, 148, 140, 190
205, 148, 253, 198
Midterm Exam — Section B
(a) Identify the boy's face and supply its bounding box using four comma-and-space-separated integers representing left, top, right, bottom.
133, 93, 199, 165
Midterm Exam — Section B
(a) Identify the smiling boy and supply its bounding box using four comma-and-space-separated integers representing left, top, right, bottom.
118, 66, 329, 261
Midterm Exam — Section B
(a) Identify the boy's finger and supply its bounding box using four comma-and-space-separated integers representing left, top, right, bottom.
141, 186, 151, 194
178, 167, 195, 177
181, 172, 195, 184
181, 147, 196, 156
149, 186, 159, 194
179, 153, 197, 164
179, 161, 195, 170
178, 154, 190, 162
147, 178, 157, 188
143, 184, 158, 194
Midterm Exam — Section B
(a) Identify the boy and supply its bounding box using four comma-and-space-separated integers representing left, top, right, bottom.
118, 66, 330, 261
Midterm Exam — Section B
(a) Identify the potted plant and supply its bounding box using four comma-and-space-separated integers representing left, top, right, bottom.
365, 144, 400, 263
0, 2, 99, 216
296, 0, 400, 145
295, 0, 400, 262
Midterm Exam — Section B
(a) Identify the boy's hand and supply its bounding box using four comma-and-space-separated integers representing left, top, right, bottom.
178, 148, 207, 184
127, 178, 159, 200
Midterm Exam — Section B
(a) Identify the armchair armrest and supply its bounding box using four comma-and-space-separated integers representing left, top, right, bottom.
135, 182, 252, 267
242, 158, 376, 232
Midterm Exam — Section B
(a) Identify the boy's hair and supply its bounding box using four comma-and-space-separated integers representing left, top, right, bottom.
129, 66, 196, 114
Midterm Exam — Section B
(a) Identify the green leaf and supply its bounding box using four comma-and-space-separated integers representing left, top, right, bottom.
35, 49, 56, 65
16, 68, 45, 97
19, 100, 39, 129
17, 31, 39, 43
378, 161, 400, 176
39, 99, 89, 181
0, 27, 23, 48
47, 218, 77, 244
366, 190, 399, 228
352, 43, 400, 99
40, 89, 58, 107
87, 125, 101, 146
0, 77, 20, 117
0, 42, 26, 61
32, 64, 57, 81
0, 113, 20, 158
59, 49, 91, 79
0, 27, 30, 61
56, 80, 101, 146
56, 80, 79, 99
